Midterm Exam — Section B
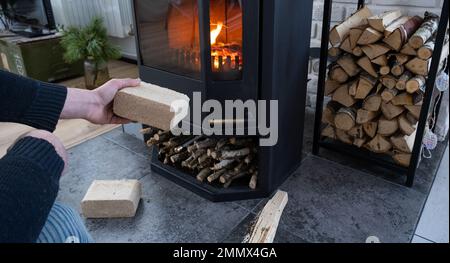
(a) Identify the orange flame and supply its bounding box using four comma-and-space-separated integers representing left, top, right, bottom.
210, 22, 223, 45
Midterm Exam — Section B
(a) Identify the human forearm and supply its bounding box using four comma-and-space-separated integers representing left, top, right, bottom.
0, 136, 65, 243
60, 78, 141, 124
0, 70, 67, 132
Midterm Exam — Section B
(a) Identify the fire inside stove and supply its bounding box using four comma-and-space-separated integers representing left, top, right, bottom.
136, 0, 242, 81
209, 0, 243, 80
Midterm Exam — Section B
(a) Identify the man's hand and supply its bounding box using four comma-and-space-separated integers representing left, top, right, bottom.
8, 130, 68, 173
61, 78, 141, 124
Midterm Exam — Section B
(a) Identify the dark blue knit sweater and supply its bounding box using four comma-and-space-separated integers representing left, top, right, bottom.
0, 70, 67, 243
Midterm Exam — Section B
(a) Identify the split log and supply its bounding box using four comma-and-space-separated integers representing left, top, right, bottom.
392, 92, 414, 106
372, 54, 388, 66
358, 27, 384, 45
196, 168, 212, 182
417, 38, 434, 60
381, 88, 399, 102
336, 129, 353, 144
322, 101, 342, 126
353, 138, 368, 148
245, 190, 288, 243
405, 105, 422, 120
249, 172, 258, 190
154, 131, 172, 143
349, 26, 367, 49
384, 16, 412, 37
391, 63, 405, 77
368, 10, 403, 32
329, 64, 350, 83
353, 46, 364, 57
405, 58, 430, 76
321, 125, 336, 139
409, 12, 439, 49
414, 92, 424, 105
197, 153, 210, 165
390, 53, 410, 65
356, 109, 378, 124
393, 153, 411, 167
348, 125, 365, 139
181, 155, 196, 168
380, 66, 391, 76
220, 148, 251, 160
328, 47, 342, 58
195, 138, 217, 150
363, 94, 382, 111
361, 44, 391, 60
175, 136, 204, 153
406, 75, 426, 94
400, 43, 417, 56
357, 56, 378, 77
363, 122, 378, 138
398, 114, 416, 136
337, 55, 361, 77
339, 37, 354, 54
383, 16, 423, 51
378, 117, 399, 136
407, 113, 419, 125
329, 6, 373, 46
391, 130, 417, 153
191, 148, 207, 159
325, 80, 341, 96
170, 151, 190, 163
396, 71, 413, 90
335, 108, 357, 131
366, 135, 392, 153
355, 74, 377, 99
212, 159, 235, 171
216, 138, 229, 150
207, 169, 227, 183
381, 102, 405, 120
233, 161, 246, 173
349, 81, 358, 96
381, 75, 397, 89
333, 84, 357, 107
146, 138, 158, 147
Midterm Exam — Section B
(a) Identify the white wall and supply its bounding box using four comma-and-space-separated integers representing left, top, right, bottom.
50, 0, 137, 59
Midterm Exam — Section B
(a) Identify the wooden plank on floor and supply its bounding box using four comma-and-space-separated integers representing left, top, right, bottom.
0, 122, 119, 158
245, 190, 289, 243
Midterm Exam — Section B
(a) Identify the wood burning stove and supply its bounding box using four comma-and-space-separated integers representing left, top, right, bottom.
132, 0, 313, 201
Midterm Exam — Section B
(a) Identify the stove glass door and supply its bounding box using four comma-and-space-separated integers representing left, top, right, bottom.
135, 0, 201, 80
209, 0, 243, 81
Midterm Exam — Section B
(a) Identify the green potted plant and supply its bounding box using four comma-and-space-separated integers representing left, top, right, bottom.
60, 17, 121, 90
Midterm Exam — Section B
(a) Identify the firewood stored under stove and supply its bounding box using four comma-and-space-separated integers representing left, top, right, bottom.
143, 129, 259, 190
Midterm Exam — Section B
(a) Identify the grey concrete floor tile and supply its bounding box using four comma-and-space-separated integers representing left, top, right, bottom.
415, 146, 449, 243
101, 127, 151, 159
57, 136, 152, 212
411, 235, 434, 243
84, 173, 251, 243
223, 213, 308, 243
270, 156, 425, 243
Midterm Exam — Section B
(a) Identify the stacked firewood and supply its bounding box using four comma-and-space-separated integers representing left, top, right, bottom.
142, 128, 259, 189
323, 6, 449, 167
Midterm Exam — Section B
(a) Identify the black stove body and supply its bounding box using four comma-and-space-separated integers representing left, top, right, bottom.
133, 0, 313, 201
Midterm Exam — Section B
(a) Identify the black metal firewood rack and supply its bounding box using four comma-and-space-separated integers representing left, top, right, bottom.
312, 0, 449, 187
